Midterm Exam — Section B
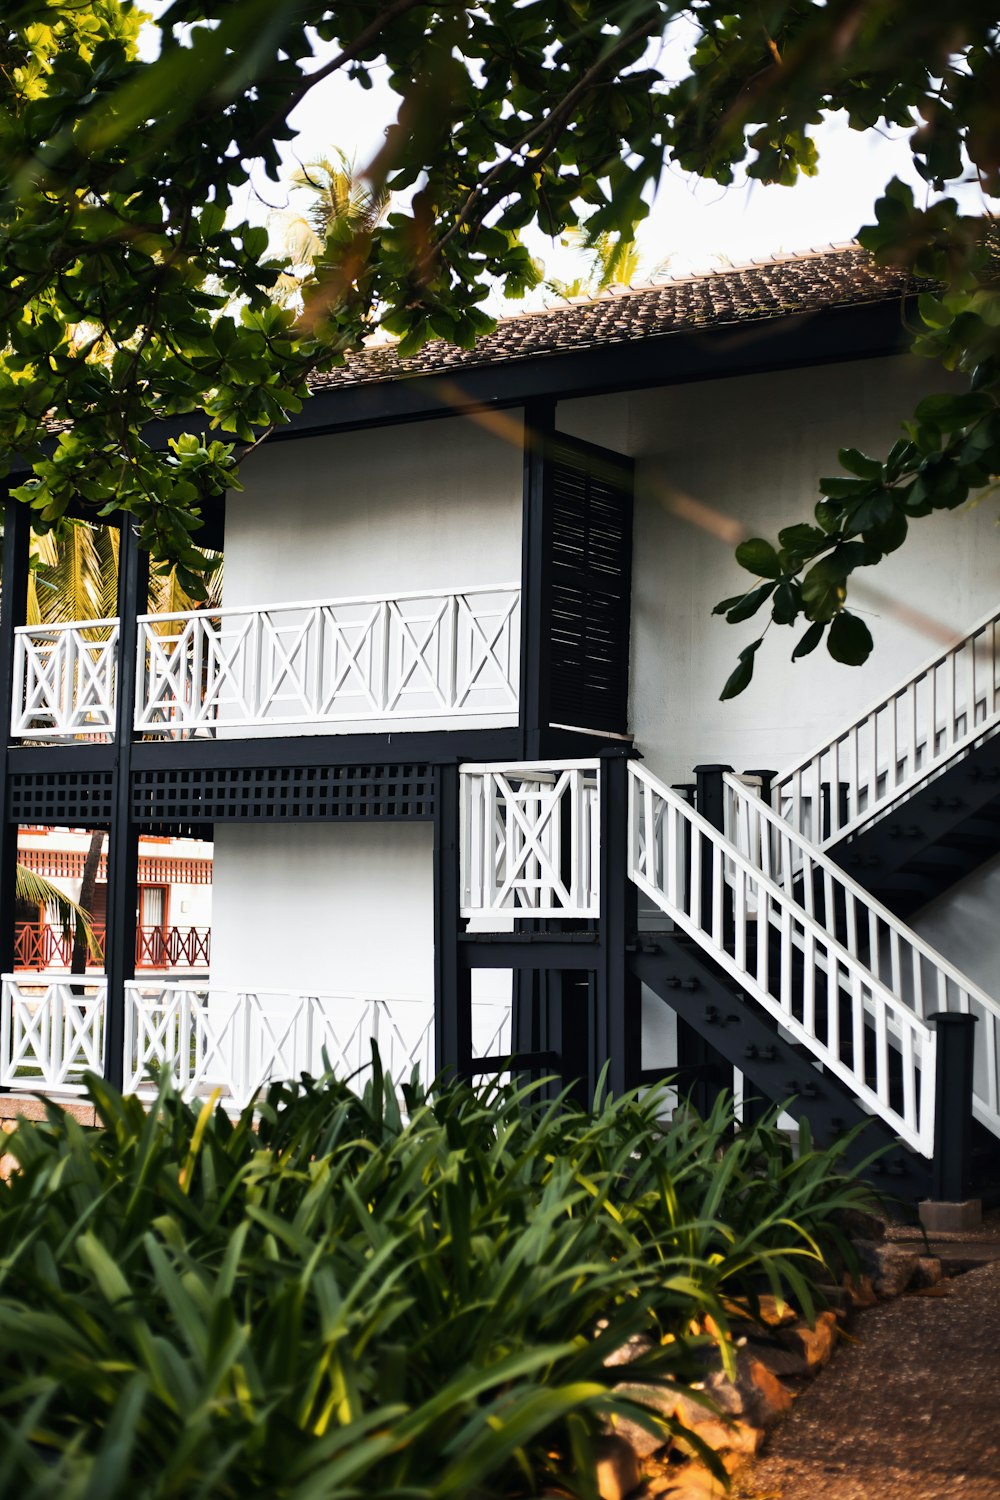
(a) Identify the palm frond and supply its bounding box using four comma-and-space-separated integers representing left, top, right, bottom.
14, 864, 99, 951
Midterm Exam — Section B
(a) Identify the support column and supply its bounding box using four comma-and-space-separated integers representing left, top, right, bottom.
103, 519, 148, 1089
593, 750, 640, 1099
929, 1011, 978, 1206
519, 398, 555, 759
0, 497, 31, 990
433, 761, 470, 1080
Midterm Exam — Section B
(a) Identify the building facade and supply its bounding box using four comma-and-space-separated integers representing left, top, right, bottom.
1, 246, 998, 1201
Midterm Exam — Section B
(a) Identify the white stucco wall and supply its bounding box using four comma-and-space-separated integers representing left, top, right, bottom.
910, 853, 1000, 1002
221, 413, 524, 735
557, 356, 1000, 786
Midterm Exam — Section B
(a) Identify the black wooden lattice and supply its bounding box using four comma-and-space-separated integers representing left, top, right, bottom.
130, 764, 435, 824
8, 770, 115, 826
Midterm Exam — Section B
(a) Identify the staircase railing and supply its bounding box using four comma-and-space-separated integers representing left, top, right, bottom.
772, 603, 1000, 846
627, 762, 937, 1155
724, 772, 1000, 1138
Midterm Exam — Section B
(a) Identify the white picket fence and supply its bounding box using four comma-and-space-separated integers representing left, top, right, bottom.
626, 763, 938, 1155
11, 619, 118, 740
460, 760, 601, 919
136, 585, 521, 737
773, 603, 1000, 845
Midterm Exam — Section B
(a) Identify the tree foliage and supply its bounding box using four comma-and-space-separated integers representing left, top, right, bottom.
0, 2, 997, 641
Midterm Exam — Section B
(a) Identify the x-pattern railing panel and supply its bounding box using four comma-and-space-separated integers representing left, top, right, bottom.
136, 585, 520, 736
773, 603, 1000, 846
123, 985, 499, 1107
460, 761, 601, 920
1, 974, 106, 1093
12, 620, 119, 741
627, 765, 937, 1155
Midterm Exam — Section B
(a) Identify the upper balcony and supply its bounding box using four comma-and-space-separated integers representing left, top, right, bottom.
11, 582, 521, 743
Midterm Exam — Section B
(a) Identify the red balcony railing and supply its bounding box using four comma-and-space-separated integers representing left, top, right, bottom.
13, 922, 211, 972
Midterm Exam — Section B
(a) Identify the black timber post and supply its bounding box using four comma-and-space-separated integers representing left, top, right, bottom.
744, 768, 777, 805
433, 761, 470, 1079
0, 497, 30, 988
930, 1012, 978, 1202
519, 398, 555, 759
681, 763, 735, 1118
103, 520, 148, 1089
593, 749, 640, 1100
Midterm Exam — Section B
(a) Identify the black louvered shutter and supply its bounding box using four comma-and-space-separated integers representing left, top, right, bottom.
544, 439, 633, 735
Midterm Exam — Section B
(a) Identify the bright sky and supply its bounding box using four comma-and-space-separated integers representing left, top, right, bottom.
143, 12, 995, 299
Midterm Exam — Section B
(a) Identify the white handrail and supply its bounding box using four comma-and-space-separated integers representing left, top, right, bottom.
724, 773, 1000, 1137
1, 972, 107, 1093
627, 763, 937, 1155
135, 580, 521, 625
772, 602, 1000, 845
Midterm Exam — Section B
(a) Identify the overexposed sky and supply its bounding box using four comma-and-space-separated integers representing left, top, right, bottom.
141, 12, 994, 298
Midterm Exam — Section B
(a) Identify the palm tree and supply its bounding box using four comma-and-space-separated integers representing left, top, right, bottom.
276, 150, 390, 270
544, 228, 673, 301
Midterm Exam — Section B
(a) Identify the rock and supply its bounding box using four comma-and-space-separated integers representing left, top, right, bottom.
675, 1418, 764, 1458
604, 1332, 654, 1368
594, 1435, 642, 1500
783, 1310, 837, 1369
843, 1270, 878, 1308
732, 1354, 794, 1426
609, 1410, 672, 1461
647, 1453, 742, 1500
853, 1239, 920, 1298
833, 1205, 887, 1241
909, 1256, 943, 1290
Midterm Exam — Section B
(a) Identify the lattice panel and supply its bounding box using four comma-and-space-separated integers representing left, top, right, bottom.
8, 771, 114, 826
132, 764, 435, 823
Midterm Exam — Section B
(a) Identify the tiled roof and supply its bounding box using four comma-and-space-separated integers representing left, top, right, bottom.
309, 245, 914, 393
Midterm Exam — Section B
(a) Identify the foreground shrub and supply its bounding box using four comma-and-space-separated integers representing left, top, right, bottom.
0, 1064, 876, 1498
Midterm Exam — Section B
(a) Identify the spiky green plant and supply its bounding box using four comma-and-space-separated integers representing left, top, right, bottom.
0, 1063, 876, 1499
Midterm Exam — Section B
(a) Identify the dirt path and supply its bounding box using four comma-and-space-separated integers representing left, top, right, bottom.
734, 1259, 1000, 1500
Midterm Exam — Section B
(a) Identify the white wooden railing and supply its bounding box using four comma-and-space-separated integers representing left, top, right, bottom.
773, 603, 1000, 845
1, 974, 107, 1093
724, 773, 1000, 1138
123, 983, 511, 1107
460, 760, 601, 919
627, 763, 937, 1155
136, 585, 521, 737
11, 619, 118, 740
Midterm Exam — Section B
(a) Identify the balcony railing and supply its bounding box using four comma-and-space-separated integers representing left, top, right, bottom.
460, 760, 601, 920
13, 923, 211, 972
136, 585, 521, 737
0, 977, 512, 1106
11, 618, 118, 740
10, 585, 521, 743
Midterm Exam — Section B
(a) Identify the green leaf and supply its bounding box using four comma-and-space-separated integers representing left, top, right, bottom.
792, 621, 825, 660
837, 447, 883, 480
827, 611, 874, 665
725, 580, 776, 623
720, 638, 763, 700
734, 538, 781, 578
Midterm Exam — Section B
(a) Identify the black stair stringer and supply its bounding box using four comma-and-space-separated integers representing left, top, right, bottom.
827, 731, 1000, 918
632, 932, 934, 1204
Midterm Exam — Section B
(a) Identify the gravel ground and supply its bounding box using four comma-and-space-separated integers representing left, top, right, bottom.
734, 1258, 1000, 1500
